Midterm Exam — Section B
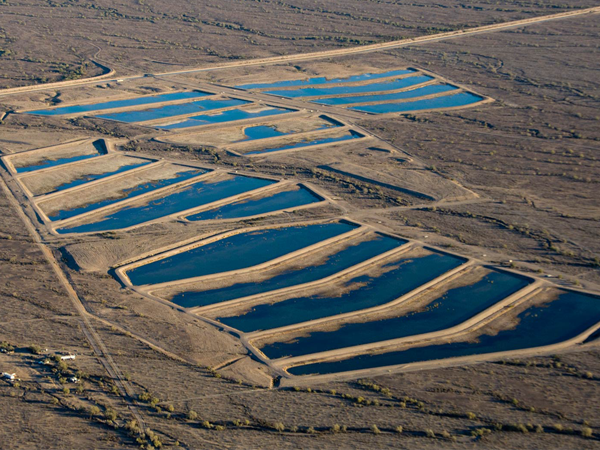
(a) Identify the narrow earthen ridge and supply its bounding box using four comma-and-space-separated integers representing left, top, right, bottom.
224, 124, 352, 153
33, 158, 165, 202
177, 181, 328, 223
153, 111, 327, 144
47, 171, 284, 236
186, 240, 417, 315
247, 70, 422, 93
108, 95, 249, 126
115, 218, 367, 288
229, 131, 371, 158
35, 162, 212, 226
269, 280, 541, 368
246, 262, 478, 343
148, 104, 303, 131
18, 89, 218, 117
1, 138, 106, 175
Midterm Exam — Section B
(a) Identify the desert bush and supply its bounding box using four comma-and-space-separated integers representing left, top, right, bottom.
581, 427, 593, 438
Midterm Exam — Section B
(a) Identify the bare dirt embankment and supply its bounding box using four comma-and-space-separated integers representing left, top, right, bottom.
324, 162, 477, 202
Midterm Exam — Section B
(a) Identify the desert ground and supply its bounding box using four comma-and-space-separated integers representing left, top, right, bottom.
1, 2, 600, 449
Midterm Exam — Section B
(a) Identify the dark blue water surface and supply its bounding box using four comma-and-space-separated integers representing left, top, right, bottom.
260, 271, 529, 359
236, 69, 416, 90
217, 251, 465, 332
313, 84, 457, 106
48, 169, 205, 221
169, 233, 406, 308
235, 117, 339, 142
264, 76, 433, 98
159, 107, 293, 129
288, 290, 600, 375
46, 160, 152, 194
16, 154, 100, 174
57, 175, 275, 235
351, 92, 484, 114
127, 222, 356, 285
27, 91, 212, 116
95, 98, 249, 123
186, 185, 322, 221
246, 130, 363, 155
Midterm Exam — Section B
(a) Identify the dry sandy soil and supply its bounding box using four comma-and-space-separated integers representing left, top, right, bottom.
0, 2, 599, 450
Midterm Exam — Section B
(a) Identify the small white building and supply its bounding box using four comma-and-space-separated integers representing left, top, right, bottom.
68, 377, 79, 383
60, 355, 76, 361
2, 372, 16, 381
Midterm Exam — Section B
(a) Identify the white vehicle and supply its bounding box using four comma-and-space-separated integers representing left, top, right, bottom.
2, 372, 16, 381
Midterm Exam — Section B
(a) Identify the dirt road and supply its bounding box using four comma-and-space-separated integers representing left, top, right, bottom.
0, 6, 598, 97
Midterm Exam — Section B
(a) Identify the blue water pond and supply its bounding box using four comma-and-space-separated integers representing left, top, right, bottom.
27, 91, 212, 116
288, 290, 600, 375
169, 232, 406, 308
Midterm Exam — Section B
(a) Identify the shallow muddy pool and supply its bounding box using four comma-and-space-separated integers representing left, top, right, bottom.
288, 290, 600, 375
260, 270, 529, 359
126, 222, 357, 285
27, 91, 211, 116
168, 232, 406, 308
217, 251, 465, 333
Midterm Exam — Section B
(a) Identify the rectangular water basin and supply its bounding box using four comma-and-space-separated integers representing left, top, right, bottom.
41, 164, 206, 221
57, 174, 276, 234
236, 69, 416, 90
165, 232, 406, 309
313, 84, 457, 106
95, 98, 249, 123
126, 222, 357, 286
263, 75, 433, 99
243, 130, 363, 156
186, 185, 323, 221
27, 91, 212, 116
215, 249, 465, 333
19, 155, 153, 196
351, 92, 484, 114
157, 106, 294, 129
12, 140, 107, 174
288, 289, 600, 376
259, 269, 530, 360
